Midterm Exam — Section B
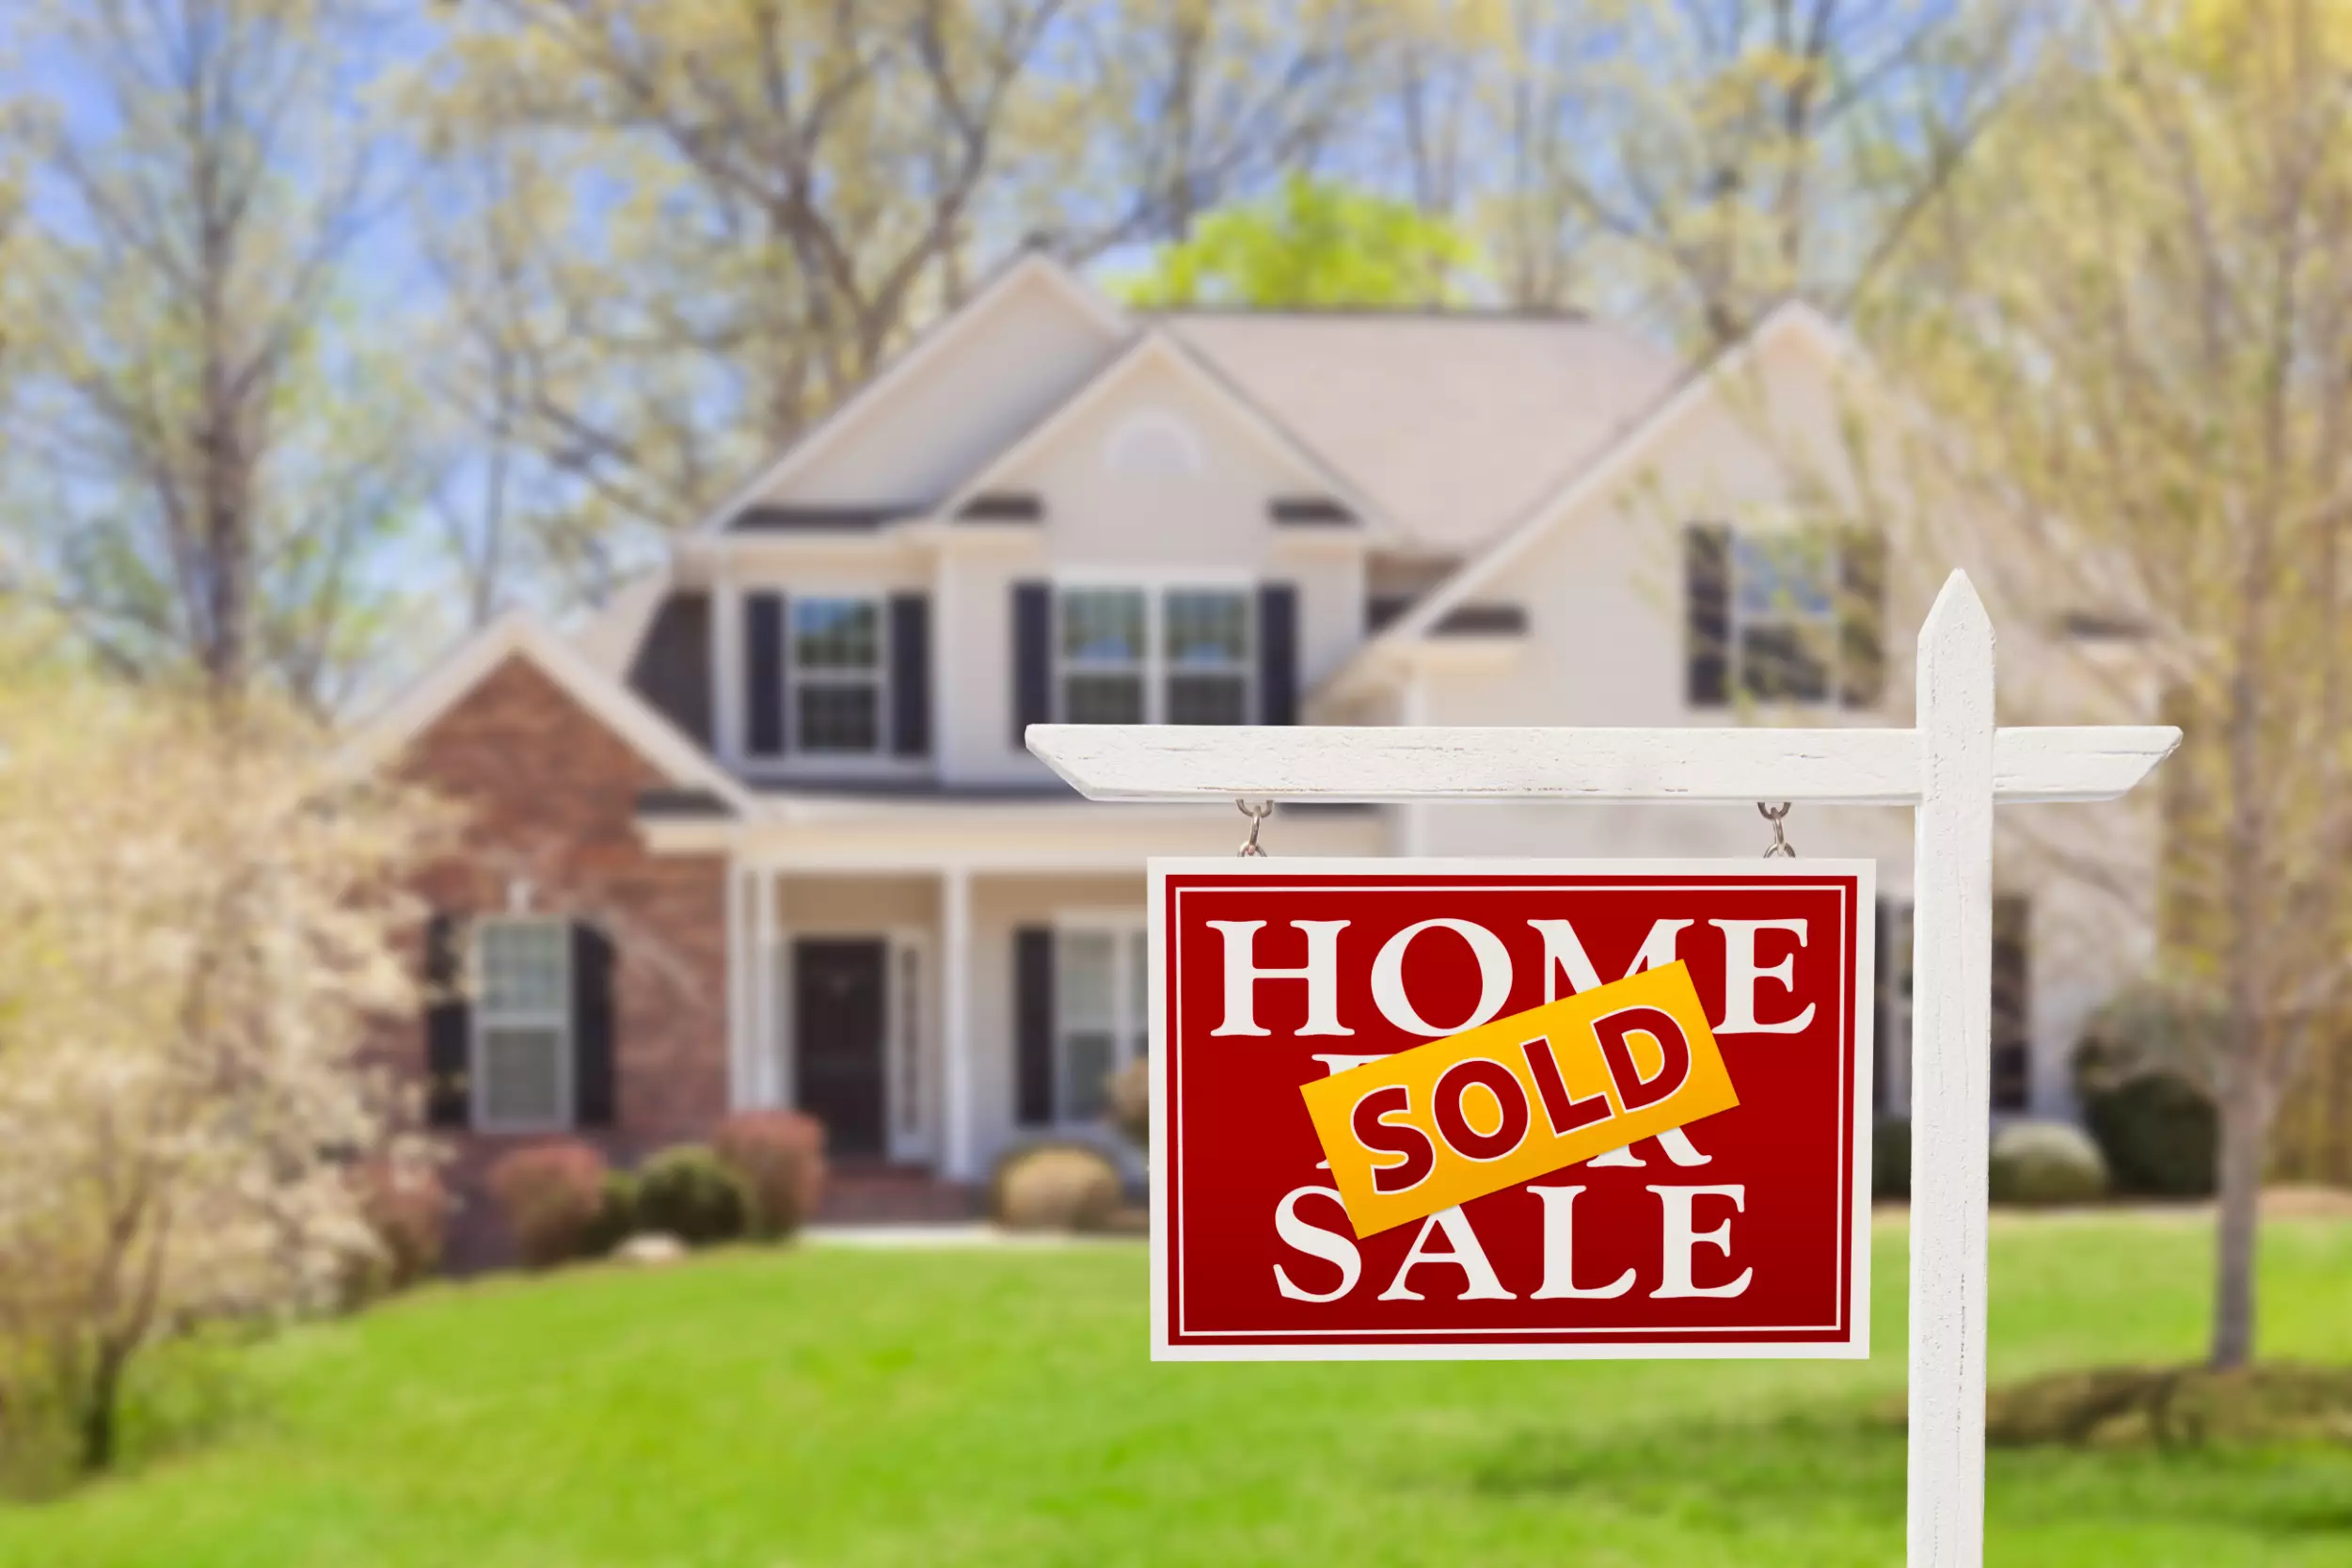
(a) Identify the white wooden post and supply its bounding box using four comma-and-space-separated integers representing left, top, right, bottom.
1025, 571, 2178, 1567
941, 864, 976, 1180
1907, 579, 1995, 1565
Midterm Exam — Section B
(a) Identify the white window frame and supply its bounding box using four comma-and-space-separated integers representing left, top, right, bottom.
787, 593, 889, 756
1053, 575, 1255, 726
1725, 528, 1842, 707
887, 928, 930, 1162
471, 916, 574, 1134
1052, 911, 1149, 1128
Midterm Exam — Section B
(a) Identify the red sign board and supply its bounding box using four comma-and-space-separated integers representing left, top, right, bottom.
1150, 860, 1875, 1360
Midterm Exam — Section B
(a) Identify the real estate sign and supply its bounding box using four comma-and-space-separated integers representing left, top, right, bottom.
1150, 859, 1874, 1361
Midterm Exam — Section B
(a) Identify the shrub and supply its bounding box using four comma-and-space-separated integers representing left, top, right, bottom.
1989, 1120, 2109, 1207
2086, 1072, 2217, 1198
487, 1141, 610, 1268
712, 1111, 827, 1240
580, 1172, 640, 1259
1105, 1059, 1150, 1150
990, 1142, 1124, 1232
351, 1159, 449, 1295
631, 1145, 749, 1246
1872, 1117, 1911, 1202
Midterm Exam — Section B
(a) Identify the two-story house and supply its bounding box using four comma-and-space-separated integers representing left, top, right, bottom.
348, 253, 2156, 1241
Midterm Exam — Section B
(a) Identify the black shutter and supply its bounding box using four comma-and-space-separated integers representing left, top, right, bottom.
423, 913, 469, 1129
1012, 581, 1053, 744
1258, 582, 1299, 725
889, 593, 932, 756
1840, 529, 1887, 708
1015, 926, 1056, 1126
573, 921, 616, 1128
746, 591, 787, 755
1685, 523, 1732, 706
627, 591, 713, 746
1991, 896, 2031, 1112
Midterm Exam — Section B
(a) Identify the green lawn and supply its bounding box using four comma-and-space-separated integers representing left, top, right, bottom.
3, 1214, 2350, 1567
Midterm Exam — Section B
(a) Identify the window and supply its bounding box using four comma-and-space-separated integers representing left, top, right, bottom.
1992, 895, 2031, 1112
1057, 587, 1251, 725
474, 919, 571, 1131
1060, 588, 1148, 724
1165, 590, 1250, 723
1687, 525, 1883, 709
1055, 925, 1148, 1123
1732, 534, 1836, 702
791, 597, 883, 752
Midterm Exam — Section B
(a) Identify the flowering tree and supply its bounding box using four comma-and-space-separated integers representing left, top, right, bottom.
0, 673, 445, 1477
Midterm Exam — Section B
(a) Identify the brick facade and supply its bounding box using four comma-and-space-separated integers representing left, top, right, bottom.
394, 654, 729, 1264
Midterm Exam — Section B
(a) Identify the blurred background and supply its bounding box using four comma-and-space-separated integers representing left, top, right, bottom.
0, 1, 2348, 1563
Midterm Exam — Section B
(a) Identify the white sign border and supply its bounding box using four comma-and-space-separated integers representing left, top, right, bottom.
1148, 854, 1876, 1364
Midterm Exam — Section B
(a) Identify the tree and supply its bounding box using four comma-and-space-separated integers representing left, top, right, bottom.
0, 666, 445, 1479
1863, 0, 2352, 1368
1, 0, 421, 710
1121, 174, 1481, 307
1431, 0, 2037, 341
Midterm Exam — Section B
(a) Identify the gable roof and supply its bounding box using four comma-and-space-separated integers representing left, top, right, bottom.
339, 611, 755, 816
1160, 310, 1679, 554
938, 325, 1396, 531
689, 251, 1128, 535
1321, 301, 1856, 695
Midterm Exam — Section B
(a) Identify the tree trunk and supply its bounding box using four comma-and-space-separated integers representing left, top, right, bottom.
2209, 1048, 2265, 1369
77, 1341, 127, 1473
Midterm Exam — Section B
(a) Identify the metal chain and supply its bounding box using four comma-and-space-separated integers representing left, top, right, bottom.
1757, 801, 1796, 858
1236, 799, 1274, 857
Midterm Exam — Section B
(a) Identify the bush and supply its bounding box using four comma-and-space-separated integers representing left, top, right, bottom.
1989, 1120, 2109, 1207
1105, 1059, 1150, 1150
1872, 1117, 1911, 1202
580, 1172, 639, 1259
351, 1159, 449, 1294
990, 1142, 1124, 1232
487, 1141, 612, 1268
712, 1111, 827, 1240
2086, 1072, 2217, 1198
631, 1145, 749, 1246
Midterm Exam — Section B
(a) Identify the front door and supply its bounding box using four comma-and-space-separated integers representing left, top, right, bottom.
793, 939, 888, 1157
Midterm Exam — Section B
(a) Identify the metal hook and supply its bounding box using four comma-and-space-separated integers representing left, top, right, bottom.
1757, 800, 1795, 858
1236, 799, 1274, 857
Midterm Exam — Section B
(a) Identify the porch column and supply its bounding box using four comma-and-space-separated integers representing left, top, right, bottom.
725, 862, 750, 1110
942, 864, 975, 1180
755, 865, 781, 1108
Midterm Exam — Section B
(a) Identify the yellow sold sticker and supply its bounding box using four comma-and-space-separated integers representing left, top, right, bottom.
1299, 961, 1740, 1238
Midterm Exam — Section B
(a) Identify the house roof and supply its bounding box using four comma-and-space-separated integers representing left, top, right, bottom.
1159, 310, 1679, 554
1318, 300, 1855, 702
338, 611, 755, 816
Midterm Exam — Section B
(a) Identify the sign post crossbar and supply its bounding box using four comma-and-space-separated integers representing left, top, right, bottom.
1027, 571, 2179, 1568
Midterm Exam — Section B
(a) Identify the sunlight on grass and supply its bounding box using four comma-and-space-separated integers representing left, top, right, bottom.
0, 1213, 2346, 1567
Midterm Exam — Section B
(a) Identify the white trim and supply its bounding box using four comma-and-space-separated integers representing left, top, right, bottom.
1324, 302, 1854, 698
338, 611, 756, 816
689, 253, 1129, 535
941, 867, 976, 1180
936, 328, 1393, 533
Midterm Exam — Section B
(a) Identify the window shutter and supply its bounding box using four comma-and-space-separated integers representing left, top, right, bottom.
1991, 896, 2031, 1112
1839, 529, 1887, 708
572, 921, 616, 1128
1257, 582, 1299, 725
1015, 926, 1056, 1126
889, 593, 932, 756
746, 591, 787, 755
1012, 581, 1053, 744
423, 913, 469, 1129
1685, 523, 1732, 706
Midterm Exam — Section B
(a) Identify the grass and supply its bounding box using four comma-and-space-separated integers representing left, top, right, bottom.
1, 1213, 2349, 1567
